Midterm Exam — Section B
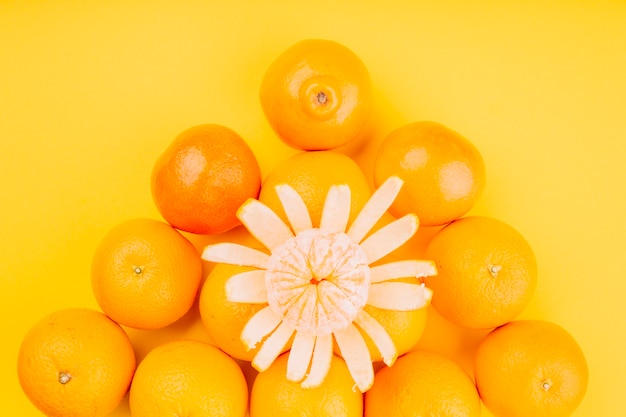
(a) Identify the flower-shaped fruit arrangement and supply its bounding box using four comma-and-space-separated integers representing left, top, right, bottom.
17, 39, 588, 417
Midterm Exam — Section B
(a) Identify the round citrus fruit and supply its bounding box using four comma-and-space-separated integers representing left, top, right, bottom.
424, 216, 537, 329
260, 39, 372, 150
151, 123, 262, 235
129, 339, 248, 417
250, 352, 362, 417
374, 121, 486, 226
474, 320, 588, 417
199, 263, 272, 361
17, 308, 136, 417
259, 151, 371, 228
364, 350, 481, 417
91, 218, 203, 330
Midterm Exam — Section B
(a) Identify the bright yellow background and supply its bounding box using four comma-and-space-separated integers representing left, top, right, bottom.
2, 1, 624, 416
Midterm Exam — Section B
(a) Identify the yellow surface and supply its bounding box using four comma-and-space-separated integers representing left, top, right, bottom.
2, 1, 624, 416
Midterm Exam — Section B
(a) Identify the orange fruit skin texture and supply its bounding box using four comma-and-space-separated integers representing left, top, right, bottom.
129, 339, 248, 417
17, 308, 136, 417
259, 150, 371, 228
260, 39, 372, 150
374, 121, 486, 227
151, 123, 262, 235
424, 216, 537, 329
250, 352, 363, 417
364, 350, 481, 417
474, 320, 589, 417
199, 263, 274, 361
91, 218, 203, 330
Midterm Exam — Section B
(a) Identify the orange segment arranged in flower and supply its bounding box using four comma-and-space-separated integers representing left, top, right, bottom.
202, 176, 436, 392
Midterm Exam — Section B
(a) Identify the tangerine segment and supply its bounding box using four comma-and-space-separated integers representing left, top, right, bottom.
369, 260, 437, 283
354, 309, 397, 366
260, 39, 372, 150
287, 332, 317, 382
237, 198, 294, 251
334, 323, 375, 392
359, 213, 418, 264
252, 321, 295, 372
275, 184, 313, 233
266, 228, 370, 336
202, 242, 269, 268
347, 176, 404, 244
300, 334, 334, 389
367, 282, 433, 311
319, 184, 351, 232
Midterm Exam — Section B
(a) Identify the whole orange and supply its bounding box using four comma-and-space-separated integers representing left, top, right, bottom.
17, 308, 136, 417
260, 39, 372, 150
374, 121, 486, 226
91, 218, 203, 330
259, 151, 371, 228
474, 320, 588, 417
250, 352, 362, 417
129, 339, 248, 417
364, 350, 481, 417
151, 123, 262, 235
424, 216, 537, 329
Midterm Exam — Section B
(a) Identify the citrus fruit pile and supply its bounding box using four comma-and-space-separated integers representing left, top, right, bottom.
17, 39, 588, 417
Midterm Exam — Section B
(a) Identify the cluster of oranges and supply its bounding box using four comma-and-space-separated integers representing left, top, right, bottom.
17, 39, 587, 417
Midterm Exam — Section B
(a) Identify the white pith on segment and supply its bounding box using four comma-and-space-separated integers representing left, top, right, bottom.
201, 176, 436, 392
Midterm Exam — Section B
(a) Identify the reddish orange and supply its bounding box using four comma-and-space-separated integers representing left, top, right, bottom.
151, 123, 262, 235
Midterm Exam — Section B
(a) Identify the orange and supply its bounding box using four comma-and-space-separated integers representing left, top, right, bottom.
151, 123, 262, 235
364, 350, 481, 417
129, 339, 248, 417
17, 308, 136, 417
91, 218, 203, 330
202, 176, 435, 392
474, 320, 589, 417
250, 352, 362, 417
199, 263, 273, 361
259, 151, 371, 228
260, 39, 372, 150
424, 216, 537, 329
374, 121, 486, 226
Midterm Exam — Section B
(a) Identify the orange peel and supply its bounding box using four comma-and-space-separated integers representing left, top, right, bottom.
202, 176, 436, 392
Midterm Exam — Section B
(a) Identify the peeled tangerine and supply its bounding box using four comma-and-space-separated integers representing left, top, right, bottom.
202, 176, 436, 392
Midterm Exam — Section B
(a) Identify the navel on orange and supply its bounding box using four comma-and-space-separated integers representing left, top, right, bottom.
474, 320, 588, 417
91, 218, 203, 330
424, 216, 537, 329
129, 340, 248, 417
364, 350, 481, 417
374, 121, 486, 226
260, 39, 372, 150
17, 308, 136, 417
151, 123, 262, 235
